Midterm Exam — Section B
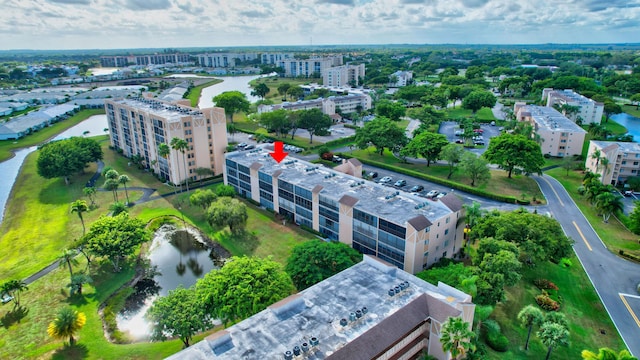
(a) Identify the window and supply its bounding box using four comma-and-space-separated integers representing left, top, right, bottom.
444, 229, 449, 235
353, 209, 377, 226
446, 217, 450, 224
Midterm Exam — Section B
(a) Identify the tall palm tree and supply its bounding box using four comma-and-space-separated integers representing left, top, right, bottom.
595, 192, 624, 223
58, 248, 79, 279
171, 137, 190, 192
517, 305, 544, 350
538, 322, 570, 360
118, 174, 131, 205
103, 178, 119, 202
82, 186, 97, 208
170, 137, 184, 192
582, 347, 638, 360
440, 317, 475, 359
70, 200, 89, 235
47, 307, 87, 346
590, 149, 602, 170
0, 279, 28, 308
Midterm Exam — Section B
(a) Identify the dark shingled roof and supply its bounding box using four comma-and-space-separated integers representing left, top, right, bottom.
250, 162, 263, 170
440, 194, 463, 212
339, 194, 359, 207
347, 158, 362, 167
312, 184, 324, 194
407, 215, 432, 231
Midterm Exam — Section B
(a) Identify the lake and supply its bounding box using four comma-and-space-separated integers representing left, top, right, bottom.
198, 74, 266, 108
611, 112, 640, 141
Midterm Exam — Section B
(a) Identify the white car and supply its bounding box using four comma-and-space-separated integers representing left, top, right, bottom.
425, 190, 439, 199
379, 176, 393, 184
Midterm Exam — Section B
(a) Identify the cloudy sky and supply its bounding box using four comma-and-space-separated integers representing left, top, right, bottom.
2, 0, 640, 50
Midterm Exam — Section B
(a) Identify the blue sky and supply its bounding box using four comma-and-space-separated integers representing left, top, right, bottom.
2, 0, 640, 50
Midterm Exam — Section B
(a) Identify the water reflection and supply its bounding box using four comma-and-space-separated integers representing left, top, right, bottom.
116, 225, 221, 341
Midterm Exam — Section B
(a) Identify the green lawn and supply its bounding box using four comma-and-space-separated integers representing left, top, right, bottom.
249, 76, 321, 104
445, 107, 497, 122
623, 105, 640, 118
184, 79, 223, 107
0, 109, 105, 162
486, 259, 625, 359
603, 118, 628, 136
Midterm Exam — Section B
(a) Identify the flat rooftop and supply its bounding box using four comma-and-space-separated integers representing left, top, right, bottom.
108, 97, 204, 123
549, 89, 601, 105
521, 105, 586, 133
166, 256, 471, 360
226, 146, 455, 226
592, 140, 640, 153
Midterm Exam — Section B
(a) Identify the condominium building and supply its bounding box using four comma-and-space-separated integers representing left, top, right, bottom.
105, 97, 227, 185
258, 93, 372, 116
390, 70, 414, 87
260, 52, 294, 64
323, 64, 366, 87
197, 53, 259, 68
586, 140, 640, 185
224, 147, 464, 274
167, 255, 475, 360
542, 88, 604, 125
514, 103, 587, 157
278, 56, 343, 78
100, 53, 192, 67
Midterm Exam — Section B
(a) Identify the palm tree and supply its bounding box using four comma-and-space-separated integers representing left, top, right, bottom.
70, 200, 89, 235
68, 274, 92, 296
109, 201, 128, 216
0, 279, 28, 308
171, 137, 190, 192
103, 178, 119, 202
595, 192, 624, 223
104, 169, 119, 180
47, 307, 87, 346
58, 248, 79, 279
538, 322, 570, 360
463, 201, 483, 228
582, 348, 638, 360
118, 174, 131, 205
517, 305, 544, 350
170, 137, 184, 192
440, 317, 475, 359
82, 186, 97, 208
158, 143, 173, 192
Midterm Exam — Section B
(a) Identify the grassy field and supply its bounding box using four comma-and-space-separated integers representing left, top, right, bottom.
445, 107, 498, 122
0, 109, 105, 162
183, 79, 223, 107
249, 76, 321, 104
0, 106, 38, 121
486, 258, 625, 359
623, 104, 640, 118
546, 167, 640, 258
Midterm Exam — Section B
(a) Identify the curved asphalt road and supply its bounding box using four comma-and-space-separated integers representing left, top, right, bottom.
534, 174, 640, 356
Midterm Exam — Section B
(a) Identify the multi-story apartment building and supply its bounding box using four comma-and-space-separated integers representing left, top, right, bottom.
258, 93, 372, 116
278, 56, 343, 78
100, 53, 192, 67
196, 53, 259, 68
167, 255, 475, 360
390, 70, 413, 87
322, 64, 366, 87
260, 52, 294, 64
542, 88, 604, 125
586, 140, 640, 185
514, 103, 587, 157
224, 147, 464, 274
105, 97, 227, 185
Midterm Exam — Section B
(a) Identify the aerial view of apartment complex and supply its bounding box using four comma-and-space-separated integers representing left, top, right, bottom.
100, 53, 192, 67
168, 255, 475, 360
224, 146, 464, 274
323, 64, 366, 87
542, 88, 604, 124
586, 140, 640, 185
105, 97, 228, 185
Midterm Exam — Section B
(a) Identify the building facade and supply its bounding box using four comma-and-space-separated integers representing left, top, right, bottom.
586, 140, 640, 185
278, 56, 343, 78
167, 255, 475, 360
390, 70, 414, 87
542, 88, 604, 125
197, 53, 259, 68
260, 52, 294, 64
100, 53, 192, 67
514, 103, 587, 157
224, 147, 464, 274
105, 97, 227, 185
322, 64, 366, 87
258, 93, 372, 116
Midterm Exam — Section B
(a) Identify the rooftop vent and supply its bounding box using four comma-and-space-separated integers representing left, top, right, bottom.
284, 350, 293, 360
310, 337, 319, 346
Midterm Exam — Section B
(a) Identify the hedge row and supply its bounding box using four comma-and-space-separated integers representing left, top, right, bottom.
340, 154, 522, 204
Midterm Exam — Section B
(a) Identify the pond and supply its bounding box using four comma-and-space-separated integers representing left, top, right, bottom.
198, 74, 270, 108
611, 112, 640, 141
116, 225, 224, 341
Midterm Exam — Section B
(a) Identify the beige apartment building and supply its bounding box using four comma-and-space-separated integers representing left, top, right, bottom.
542, 88, 604, 124
197, 53, 258, 68
586, 140, 640, 185
323, 64, 366, 87
279, 56, 343, 78
514, 103, 587, 157
257, 93, 372, 117
224, 146, 464, 274
105, 97, 227, 185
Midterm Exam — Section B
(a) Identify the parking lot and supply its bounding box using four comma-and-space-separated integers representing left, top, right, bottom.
438, 121, 502, 156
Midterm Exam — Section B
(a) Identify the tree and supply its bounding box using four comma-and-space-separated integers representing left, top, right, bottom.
109, 201, 128, 216
285, 241, 362, 290
463, 201, 484, 229
440, 143, 465, 179
118, 175, 131, 205
483, 134, 545, 178
286, 86, 304, 101
190, 189, 217, 209
47, 307, 86, 346
517, 305, 544, 350
68, 273, 92, 296
473, 238, 520, 266
70, 200, 89, 235
594, 192, 624, 223
103, 178, 120, 202
297, 108, 333, 144
459, 152, 490, 186
83, 186, 97, 208
171, 137, 190, 192
603, 101, 622, 123
195, 167, 214, 183
215, 184, 236, 197
462, 90, 496, 114
212, 91, 250, 123
478, 250, 522, 287
37, 137, 103, 185
147, 286, 207, 348
538, 322, 570, 360
58, 248, 79, 279
251, 83, 270, 99
582, 348, 638, 360
375, 100, 406, 120
627, 201, 640, 234
83, 213, 150, 272
630, 93, 640, 110
259, 109, 291, 137
354, 117, 408, 156
195, 256, 295, 324
277, 83, 291, 100
0, 279, 28, 308
440, 317, 475, 359
400, 132, 448, 166
206, 197, 248, 233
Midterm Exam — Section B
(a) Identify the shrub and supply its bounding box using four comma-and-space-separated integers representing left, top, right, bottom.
534, 278, 559, 291
560, 258, 572, 267
535, 293, 560, 311
486, 333, 509, 352
482, 319, 501, 337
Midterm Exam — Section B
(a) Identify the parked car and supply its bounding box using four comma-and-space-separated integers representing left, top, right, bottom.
394, 179, 407, 187
436, 192, 447, 199
368, 171, 379, 178
379, 176, 393, 184
474, 141, 485, 146
410, 185, 424, 192
455, 139, 464, 144
237, 142, 248, 149
244, 144, 256, 150
425, 190, 439, 198
624, 190, 635, 197
332, 155, 343, 163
